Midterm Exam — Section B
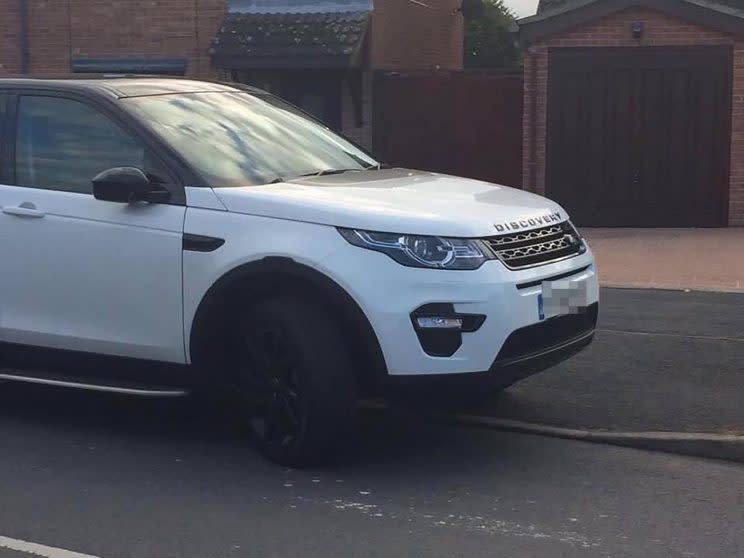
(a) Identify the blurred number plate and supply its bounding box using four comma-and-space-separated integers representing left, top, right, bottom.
538, 279, 590, 320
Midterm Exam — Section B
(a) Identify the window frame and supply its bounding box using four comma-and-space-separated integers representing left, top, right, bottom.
5, 88, 187, 205
0, 92, 8, 184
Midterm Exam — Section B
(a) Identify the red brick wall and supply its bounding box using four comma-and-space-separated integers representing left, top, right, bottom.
28, 0, 70, 74
195, 0, 227, 77
1, 0, 226, 77
0, 2, 22, 74
522, 8, 744, 226
370, 0, 464, 70
2, 1, 463, 75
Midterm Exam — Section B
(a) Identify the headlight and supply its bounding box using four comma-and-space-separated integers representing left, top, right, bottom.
338, 229, 489, 270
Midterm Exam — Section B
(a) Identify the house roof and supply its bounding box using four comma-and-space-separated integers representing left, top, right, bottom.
537, 0, 744, 13
211, 0, 372, 69
516, 0, 744, 45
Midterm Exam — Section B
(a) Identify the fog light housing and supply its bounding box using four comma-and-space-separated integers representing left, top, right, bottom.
415, 316, 463, 330
411, 303, 486, 357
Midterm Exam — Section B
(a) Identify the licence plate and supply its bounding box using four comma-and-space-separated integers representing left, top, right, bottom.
538, 278, 590, 320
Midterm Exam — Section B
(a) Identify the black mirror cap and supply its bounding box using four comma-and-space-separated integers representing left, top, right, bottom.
92, 167, 171, 204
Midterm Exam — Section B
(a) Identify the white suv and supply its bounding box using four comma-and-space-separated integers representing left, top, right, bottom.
0, 78, 599, 466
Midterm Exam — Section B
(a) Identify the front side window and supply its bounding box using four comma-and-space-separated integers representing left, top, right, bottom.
15, 96, 146, 194
124, 91, 378, 187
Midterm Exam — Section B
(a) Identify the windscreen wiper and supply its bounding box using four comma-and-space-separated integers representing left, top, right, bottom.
304, 169, 361, 177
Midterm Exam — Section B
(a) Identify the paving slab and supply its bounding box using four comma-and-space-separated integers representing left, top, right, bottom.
582, 228, 744, 293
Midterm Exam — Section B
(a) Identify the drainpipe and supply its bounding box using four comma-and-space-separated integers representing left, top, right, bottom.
18, 0, 30, 74
528, 49, 539, 194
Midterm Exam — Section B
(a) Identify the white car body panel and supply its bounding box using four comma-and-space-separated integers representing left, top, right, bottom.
184, 186, 227, 211
182, 210, 344, 363
181, 170, 599, 375
0, 74, 601, 467
0, 169, 597, 377
212, 169, 566, 238
0, 184, 186, 362
320, 244, 597, 375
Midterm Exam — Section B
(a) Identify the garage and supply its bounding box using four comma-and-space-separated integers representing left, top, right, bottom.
515, 0, 744, 227
547, 46, 731, 227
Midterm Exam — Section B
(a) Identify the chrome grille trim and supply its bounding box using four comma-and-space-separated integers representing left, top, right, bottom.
485, 221, 585, 270
486, 225, 565, 247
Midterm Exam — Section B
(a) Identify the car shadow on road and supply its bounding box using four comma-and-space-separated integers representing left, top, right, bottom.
0, 382, 550, 479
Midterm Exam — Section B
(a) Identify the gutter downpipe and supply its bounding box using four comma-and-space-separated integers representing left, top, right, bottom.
529, 48, 538, 194
18, 0, 30, 74
512, 20, 539, 194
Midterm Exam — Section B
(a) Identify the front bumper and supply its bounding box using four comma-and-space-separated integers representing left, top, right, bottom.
319, 241, 599, 381
385, 309, 596, 394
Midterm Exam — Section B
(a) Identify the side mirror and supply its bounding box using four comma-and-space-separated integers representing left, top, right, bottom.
92, 167, 171, 204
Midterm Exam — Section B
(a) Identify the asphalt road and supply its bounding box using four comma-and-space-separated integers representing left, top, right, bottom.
1, 385, 743, 558
484, 288, 744, 432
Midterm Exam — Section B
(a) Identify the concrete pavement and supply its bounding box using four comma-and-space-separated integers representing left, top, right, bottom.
0, 386, 743, 558
582, 228, 744, 293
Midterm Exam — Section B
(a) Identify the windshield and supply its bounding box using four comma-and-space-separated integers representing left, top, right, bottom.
124, 91, 378, 187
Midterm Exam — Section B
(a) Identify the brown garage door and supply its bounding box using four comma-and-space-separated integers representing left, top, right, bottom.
547, 47, 732, 227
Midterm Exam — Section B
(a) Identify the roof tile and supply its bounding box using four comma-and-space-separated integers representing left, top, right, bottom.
211, 10, 370, 60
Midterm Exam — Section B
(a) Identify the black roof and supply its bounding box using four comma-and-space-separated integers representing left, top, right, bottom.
0, 77, 247, 99
211, 10, 371, 69
516, 0, 744, 45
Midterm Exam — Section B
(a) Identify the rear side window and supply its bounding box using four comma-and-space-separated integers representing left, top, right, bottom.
15, 95, 146, 194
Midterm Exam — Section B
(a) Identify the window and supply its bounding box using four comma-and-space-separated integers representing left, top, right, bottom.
124, 91, 377, 187
15, 96, 146, 194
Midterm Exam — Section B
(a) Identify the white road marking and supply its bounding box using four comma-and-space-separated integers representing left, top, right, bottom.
0, 536, 101, 558
296, 496, 603, 550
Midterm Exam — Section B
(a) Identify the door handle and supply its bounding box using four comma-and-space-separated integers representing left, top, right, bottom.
2, 202, 46, 218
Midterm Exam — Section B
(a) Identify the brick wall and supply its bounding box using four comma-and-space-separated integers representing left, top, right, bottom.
28, 0, 70, 74
370, 0, 464, 70
0, 0, 463, 77
522, 8, 744, 226
1, 0, 226, 77
1, 0, 463, 77
0, 0, 458, 158
0, 2, 22, 74
195, 0, 227, 77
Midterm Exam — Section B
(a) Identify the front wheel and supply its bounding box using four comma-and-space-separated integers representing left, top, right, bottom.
237, 296, 357, 467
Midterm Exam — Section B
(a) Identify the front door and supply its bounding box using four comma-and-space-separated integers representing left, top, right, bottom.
0, 93, 186, 363
547, 46, 732, 227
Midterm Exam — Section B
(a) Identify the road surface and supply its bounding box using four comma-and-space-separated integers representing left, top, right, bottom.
0, 387, 741, 558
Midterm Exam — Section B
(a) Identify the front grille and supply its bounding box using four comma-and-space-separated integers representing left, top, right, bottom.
485, 221, 585, 269
496, 303, 598, 361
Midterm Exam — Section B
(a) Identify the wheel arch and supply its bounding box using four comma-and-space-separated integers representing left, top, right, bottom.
188, 257, 388, 395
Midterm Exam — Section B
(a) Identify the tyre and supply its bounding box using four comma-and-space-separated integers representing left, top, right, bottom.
237, 295, 357, 467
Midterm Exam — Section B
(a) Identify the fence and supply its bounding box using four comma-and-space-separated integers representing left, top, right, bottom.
373, 70, 524, 188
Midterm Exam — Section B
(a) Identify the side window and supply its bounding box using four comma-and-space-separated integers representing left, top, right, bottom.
15, 96, 155, 194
